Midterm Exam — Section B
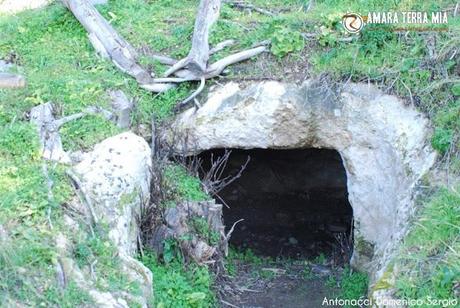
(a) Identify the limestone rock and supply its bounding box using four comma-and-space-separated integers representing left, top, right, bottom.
74, 132, 151, 255
73, 132, 153, 302
168, 80, 437, 287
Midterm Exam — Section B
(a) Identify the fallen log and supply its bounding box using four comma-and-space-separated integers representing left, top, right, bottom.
0, 72, 26, 88
225, 0, 275, 17
62, 0, 152, 84
64, 0, 266, 101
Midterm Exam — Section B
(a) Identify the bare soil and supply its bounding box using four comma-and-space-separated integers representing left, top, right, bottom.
222, 260, 341, 308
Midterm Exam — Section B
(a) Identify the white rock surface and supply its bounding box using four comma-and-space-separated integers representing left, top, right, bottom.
170, 80, 437, 285
73, 132, 153, 303
74, 132, 151, 254
0, 0, 107, 14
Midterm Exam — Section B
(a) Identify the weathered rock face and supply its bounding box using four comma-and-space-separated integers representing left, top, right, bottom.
169, 81, 436, 283
74, 132, 152, 255
146, 200, 226, 264
73, 132, 153, 303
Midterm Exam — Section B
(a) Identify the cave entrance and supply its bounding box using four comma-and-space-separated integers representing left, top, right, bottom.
197, 148, 353, 261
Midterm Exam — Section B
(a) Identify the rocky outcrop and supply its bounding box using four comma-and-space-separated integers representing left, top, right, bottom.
74, 132, 152, 256
168, 80, 437, 292
146, 200, 226, 264
66, 132, 153, 306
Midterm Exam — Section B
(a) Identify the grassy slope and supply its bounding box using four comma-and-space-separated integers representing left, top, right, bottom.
395, 187, 460, 301
0, 0, 459, 305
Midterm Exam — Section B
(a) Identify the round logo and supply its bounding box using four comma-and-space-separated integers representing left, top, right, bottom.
342, 13, 364, 33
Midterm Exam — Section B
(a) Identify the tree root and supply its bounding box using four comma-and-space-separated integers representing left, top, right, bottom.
64, 0, 267, 109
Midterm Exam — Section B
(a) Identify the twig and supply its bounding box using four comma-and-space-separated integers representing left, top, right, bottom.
164, 57, 190, 77
226, 0, 275, 16
400, 79, 414, 106
66, 170, 98, 225
153, 77, 193, 83
225, 219, 244, 240
140, 82, 176, 93
41, 162, 55, 203
151, 54, 178, 66
209, 39, 236, 55
90, 259, 98, 280
177, 76, 206, 110
221, 299, 240, 308
205, 46, 266, 77
55, 106, 113, 128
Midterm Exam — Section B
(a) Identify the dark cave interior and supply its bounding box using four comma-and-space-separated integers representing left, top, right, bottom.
196, 148, 353, 261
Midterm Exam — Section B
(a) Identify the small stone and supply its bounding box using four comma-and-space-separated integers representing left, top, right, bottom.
288, 237, 298, 245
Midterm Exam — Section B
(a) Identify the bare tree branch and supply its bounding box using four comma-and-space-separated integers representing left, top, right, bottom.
164, 0, 222, 77
209, 39, 236, 55
177, 76, 206, 110
225, 0, 275, 16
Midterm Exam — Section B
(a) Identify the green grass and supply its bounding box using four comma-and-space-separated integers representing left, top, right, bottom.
164, 164, 209, 202
140, 251, 215, 308
395, 187, 460, 301
338, 267, 369, 305
0, 0, 459, 305
0, 2, 200, 303
304, 0, 460, 162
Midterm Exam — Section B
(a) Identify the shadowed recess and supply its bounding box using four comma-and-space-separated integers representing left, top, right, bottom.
197, 148, 353, 261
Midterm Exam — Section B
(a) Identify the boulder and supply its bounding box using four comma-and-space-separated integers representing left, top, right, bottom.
73, 132, 153, 301
74, 132, 151, 255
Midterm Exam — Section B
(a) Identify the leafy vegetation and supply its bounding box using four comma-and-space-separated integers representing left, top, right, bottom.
0, 0, 459, 305
141, 250, 215, 308
164, 164, 209, 202
338, 267, 369, 306
395, 187, 460, 300
191, 216, 220, 246
270, 25, 305, 57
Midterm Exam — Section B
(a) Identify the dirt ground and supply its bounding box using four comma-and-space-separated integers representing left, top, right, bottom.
221, 259, 341, 308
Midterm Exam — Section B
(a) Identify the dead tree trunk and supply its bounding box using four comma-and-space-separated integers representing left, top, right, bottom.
164, 0, 221, 77
62, 0, 152, 85
64, 0, 267, 101
189, 0, 221, 73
